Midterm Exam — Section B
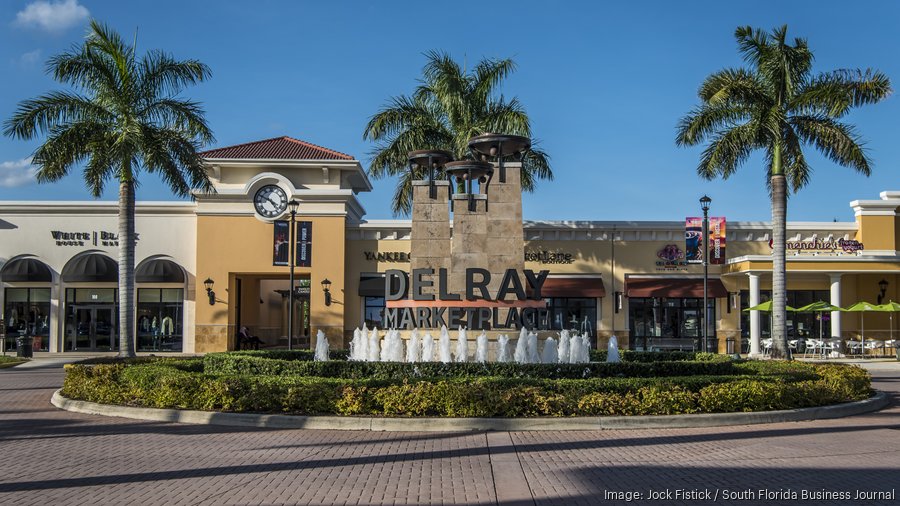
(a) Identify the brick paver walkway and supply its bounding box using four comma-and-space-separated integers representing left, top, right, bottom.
0, 361, 897, 505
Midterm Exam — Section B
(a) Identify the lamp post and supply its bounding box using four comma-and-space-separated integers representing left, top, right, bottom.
700, 195, 712, 353
287, 199, 300, 350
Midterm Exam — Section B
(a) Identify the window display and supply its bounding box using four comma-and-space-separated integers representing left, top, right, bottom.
137, 288, 183, 351
3, 288, 51, 352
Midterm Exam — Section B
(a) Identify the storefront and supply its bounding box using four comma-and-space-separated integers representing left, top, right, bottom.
1, 135, 897, 354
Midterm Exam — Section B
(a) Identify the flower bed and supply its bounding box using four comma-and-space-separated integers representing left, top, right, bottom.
60, 354, 871, 417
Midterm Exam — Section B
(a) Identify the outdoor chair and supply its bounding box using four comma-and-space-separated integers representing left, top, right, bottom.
803, 339, 822, 357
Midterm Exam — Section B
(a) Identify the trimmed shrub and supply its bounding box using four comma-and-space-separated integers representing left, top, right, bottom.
202, 354, 739, 379
61, 360, 872, 417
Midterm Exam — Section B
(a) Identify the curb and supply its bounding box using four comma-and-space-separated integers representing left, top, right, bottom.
51, 390, 891, 431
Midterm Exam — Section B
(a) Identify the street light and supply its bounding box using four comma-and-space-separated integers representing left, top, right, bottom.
321, 278, 332, 306
700, 195, 712, 353
287, 199, 300, 350
204, 278, 216, 306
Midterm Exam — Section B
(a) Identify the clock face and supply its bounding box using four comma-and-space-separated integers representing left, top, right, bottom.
254, 185, 289, 218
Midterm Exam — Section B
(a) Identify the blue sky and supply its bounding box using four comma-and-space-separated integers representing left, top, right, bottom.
1, 0, 898, 222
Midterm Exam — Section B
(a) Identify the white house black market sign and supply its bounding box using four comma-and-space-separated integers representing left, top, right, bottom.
50, 230, 124, 247
384, 268, 551, 330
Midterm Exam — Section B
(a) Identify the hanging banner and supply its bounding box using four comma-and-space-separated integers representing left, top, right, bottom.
685, 217, 726, 264
685, 217, 703, 263
709, 217, 726, 264
296, 221, 312, 267
273, 221, 289, 266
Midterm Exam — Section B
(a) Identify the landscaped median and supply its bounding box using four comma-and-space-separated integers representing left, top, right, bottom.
0, 356, 28, 369
59, 351, 874, 420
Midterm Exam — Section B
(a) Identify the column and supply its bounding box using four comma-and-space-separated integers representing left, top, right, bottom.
50, 277, 60, 353
748, 272, 761, 356
829, 273, 842, 338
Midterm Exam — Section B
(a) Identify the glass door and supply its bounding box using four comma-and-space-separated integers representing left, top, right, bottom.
69, 305, 117, 351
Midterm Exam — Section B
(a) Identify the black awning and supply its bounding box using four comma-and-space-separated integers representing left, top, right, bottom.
136, 259, 185, 283
62, 254, 117, 282
626, 278, 728, 298
359, 275, 386, 297
0, 257, 52, 282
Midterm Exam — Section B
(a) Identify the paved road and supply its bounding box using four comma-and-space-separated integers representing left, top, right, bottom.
0, 361, 897, 506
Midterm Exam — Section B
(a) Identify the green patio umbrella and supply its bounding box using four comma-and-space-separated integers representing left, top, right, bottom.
743, 301, 797, 312
743, 302, 796, 356
841, 301, 881, 355
875, 301, 900, 347
796, 301, 842, 341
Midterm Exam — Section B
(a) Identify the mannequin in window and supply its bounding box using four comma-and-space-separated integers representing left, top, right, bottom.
237, 326, 262, 350
161, 316, 174, 337
140, 315, 150, 333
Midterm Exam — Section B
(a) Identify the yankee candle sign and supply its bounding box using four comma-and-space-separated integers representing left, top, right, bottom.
383, 268, 552, 330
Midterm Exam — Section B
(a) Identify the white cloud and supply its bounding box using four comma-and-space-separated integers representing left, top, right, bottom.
0, 158, 38, 188
15, 0, 89, 32
20, 49, 42, 65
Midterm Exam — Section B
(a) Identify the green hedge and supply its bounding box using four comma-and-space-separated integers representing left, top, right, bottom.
202, 353, 743, 379
61, 360, 871, 417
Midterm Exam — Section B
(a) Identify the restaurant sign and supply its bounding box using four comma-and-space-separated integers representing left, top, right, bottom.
769, 238, 864, 253
656, 244, 689, 271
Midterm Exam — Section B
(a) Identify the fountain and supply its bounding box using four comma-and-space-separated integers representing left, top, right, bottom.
367, 327, 381, 362
314, 330, 330, 361
526, 331, 540, 364
513, 327, 528, 363
497, 334, 511, 362
381, 329, 404, 362
558, 329, 570, 364
406, 329, 421, 362
541, 336, 558, 364
475, 331, 489, 363
607, 335, 621, 363
438, 325, 452, 363
455, 326, 469, 362
422, 332, 435, 362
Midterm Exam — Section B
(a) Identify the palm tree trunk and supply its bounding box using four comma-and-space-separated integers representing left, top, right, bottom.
770, 147, 789, 359
118, 177, 136, 357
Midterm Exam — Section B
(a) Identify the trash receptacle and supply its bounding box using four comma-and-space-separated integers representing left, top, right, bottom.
16, 336, 33, 358
726, 337, 735, 355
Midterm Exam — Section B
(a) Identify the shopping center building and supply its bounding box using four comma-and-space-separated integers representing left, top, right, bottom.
1, 136, 898, 355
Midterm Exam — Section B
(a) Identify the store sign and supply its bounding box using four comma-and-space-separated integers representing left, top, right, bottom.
383, 268, 552, 330
524, 250, 574, 264
364, 251, 411, 262
768, 238, 864, 253
656, 244, 689, 271
297, 221, 312, 267
50, 230, 120, 247
685, 217, 726, 264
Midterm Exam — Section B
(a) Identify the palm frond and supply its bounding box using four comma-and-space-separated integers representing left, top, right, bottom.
676, 102, 749, 146
472, 57, 516, 104
790, 115, 871, 176
3, 91, 112, 139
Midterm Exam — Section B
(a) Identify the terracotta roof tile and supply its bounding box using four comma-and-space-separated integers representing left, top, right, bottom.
200, 136, 354, 161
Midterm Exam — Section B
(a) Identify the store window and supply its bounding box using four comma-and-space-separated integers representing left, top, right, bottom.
3, 288, 51, 352
740, 290, 831, 349
628, 297, 716, 351
137, 288, 184, 351
545, 298, 597, 338
363, 296, 385, 328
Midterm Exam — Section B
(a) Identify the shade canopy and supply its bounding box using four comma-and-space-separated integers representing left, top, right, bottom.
876, 301, 900, 312
135, 258, 185, 283
626, 278, 727, 298
841, 301, 881, 312
0, 257, 52, 282
795, 301, 842, 313
743, 300, 797, 312
62, 253, 117, 282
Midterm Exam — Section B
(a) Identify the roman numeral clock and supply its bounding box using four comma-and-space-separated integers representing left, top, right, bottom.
253, 185, 288, 218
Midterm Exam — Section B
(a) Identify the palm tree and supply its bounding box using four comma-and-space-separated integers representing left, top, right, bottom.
676, 25, 890, 359
4, 20, 214, 357
364, 50, 552, 215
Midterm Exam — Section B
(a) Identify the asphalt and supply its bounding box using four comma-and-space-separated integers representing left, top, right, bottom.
0, 358, 898, 505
